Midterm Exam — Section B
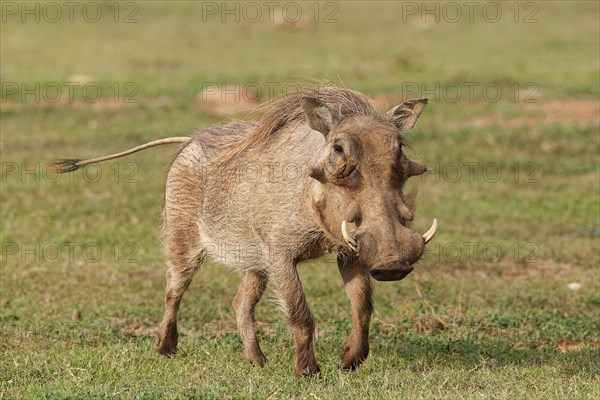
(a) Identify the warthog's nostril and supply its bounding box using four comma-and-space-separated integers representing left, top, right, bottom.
370, 262, 414, 282
371, 270, 385, 280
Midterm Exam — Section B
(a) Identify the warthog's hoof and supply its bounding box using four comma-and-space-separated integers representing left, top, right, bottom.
156, 342, 177, 357
341, 339, 369, 370
244, 348, 268, 367
156, 328, 178, 356
294, 360, 321, 378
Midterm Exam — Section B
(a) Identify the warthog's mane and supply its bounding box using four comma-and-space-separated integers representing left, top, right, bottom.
214, 87, 378, 165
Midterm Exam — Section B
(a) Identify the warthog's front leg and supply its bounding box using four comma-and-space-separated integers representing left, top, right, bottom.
272, 262, 320, 378
338, 254, 373, 369
232, 270, 269, 367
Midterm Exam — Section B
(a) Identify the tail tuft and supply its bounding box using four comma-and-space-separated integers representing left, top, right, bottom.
47, 159, 83, 173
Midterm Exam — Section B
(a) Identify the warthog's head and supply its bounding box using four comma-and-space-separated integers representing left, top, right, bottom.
305, 96, 437, 281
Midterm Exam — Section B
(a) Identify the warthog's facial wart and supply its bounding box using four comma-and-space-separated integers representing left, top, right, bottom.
304, 96, 438, 281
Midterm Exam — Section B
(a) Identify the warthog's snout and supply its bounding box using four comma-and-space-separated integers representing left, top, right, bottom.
342, 218, 438, 281
370, 262, 414, 281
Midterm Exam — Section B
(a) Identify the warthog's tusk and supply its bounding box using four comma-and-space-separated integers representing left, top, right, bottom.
422, 218, 438, 244
341, 220, 358, 252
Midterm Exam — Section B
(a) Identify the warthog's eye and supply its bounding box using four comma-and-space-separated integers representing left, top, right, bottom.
323, 138, 361, 187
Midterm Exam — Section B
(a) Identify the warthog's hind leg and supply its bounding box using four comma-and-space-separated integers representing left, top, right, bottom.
157, 248, 203, 356
232, 270, 269, 367
337, 254, 373, 370
158, 150, 204, 356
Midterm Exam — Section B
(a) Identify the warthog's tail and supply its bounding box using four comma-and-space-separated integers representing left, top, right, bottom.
48, 137, 192, 173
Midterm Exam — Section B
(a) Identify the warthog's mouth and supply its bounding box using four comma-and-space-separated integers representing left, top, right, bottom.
370, 262, 414, 281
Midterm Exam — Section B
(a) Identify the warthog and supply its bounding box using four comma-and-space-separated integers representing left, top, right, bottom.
51, 87, 437, 377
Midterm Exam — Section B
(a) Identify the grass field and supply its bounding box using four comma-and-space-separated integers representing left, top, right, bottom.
1, 1, 599, 398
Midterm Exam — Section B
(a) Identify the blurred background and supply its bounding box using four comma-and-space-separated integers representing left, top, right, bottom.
1, 1, 599, 398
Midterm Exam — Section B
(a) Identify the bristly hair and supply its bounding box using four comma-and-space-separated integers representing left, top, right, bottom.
214, 86, 378, 165
46, 159, 83, 173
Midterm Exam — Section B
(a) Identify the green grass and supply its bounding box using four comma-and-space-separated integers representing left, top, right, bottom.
1, 1, 599, 399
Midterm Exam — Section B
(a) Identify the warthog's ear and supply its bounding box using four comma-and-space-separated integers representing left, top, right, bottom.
302, 96, 337, 136
386, 98, 428, 132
